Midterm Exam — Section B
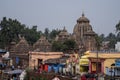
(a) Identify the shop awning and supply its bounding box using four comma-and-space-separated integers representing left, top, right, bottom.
80, 55, 89, 65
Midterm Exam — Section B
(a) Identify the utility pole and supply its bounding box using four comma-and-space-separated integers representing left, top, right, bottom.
96, 41, 99, 80
96, 50, 99, 80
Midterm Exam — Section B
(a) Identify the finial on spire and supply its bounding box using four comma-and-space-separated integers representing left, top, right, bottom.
63, 26, 66, 31
63, 26, 66, 30
82, 11, 85, 17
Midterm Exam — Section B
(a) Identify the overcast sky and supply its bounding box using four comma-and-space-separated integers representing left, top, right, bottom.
0, 0, 120, 36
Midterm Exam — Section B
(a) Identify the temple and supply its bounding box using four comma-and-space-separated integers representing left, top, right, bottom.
9, 13, 97, 69
55, 27, 70, 42
73, 13, 96, 51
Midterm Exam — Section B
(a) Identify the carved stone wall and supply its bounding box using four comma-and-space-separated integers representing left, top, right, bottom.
73, 13, 96, 51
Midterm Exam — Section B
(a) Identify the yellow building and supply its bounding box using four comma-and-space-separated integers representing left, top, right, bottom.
81, 51, 120, 74
79, 51, 89, 72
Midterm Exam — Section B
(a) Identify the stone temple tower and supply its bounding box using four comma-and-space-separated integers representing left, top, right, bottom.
73, 13, 97, 51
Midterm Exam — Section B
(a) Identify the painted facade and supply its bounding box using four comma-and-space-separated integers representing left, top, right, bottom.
84, 51, 120, 74
29, 51, 63, 69
65, 51, 120, 75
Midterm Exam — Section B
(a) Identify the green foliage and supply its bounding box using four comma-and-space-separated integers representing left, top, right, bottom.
95, 34, 102, 50
63, 39, 77, 50
49, 29, 60, 40
99, 34, 105, 42
0, 17, 25, 48
116, 21, 120, 32
52, 41, 63, 51
116, 21, 120, 41
44, 28, 49, 39
52, 39, 77, 52
106, 33, 117, 49
0, 17, 66, 50
0, 17, 42, 48
23, 26, 41, 45
96, 33, 117, 49
116, 32, 120, 41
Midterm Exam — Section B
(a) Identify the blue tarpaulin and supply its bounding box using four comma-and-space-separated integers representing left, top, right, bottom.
16, 57, 19, 64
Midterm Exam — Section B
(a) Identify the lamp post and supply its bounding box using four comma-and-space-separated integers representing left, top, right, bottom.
96, 50, 99, 80
96, 41, 100, 80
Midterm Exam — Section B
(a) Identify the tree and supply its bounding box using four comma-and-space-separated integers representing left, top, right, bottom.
44, 28, 49, 39
99, 34, 105, 42
23, 26, 42, 45
52, 39, 77, 52
0, 17, 25, 48
63, 39, 77, 50
115, 21, 120, 41
106, 33, 117, 49
116, 21, 120, 33
52, 41, 63, 51
95, 34, 102, 50
49, 29, 60, 40
0, 17, 42, 48
116, 32, 120, 41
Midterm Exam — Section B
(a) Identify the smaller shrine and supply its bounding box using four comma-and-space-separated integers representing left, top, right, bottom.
55, 27, 70, 42
33, 36, 52, 52
10, 37, 30, 68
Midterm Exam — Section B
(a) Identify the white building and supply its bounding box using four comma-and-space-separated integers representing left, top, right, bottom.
115, 42, 120, 52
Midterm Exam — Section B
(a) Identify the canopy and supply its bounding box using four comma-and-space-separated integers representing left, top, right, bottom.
79, 55, 89, 65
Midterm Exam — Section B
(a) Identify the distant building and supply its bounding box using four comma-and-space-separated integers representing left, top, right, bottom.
115, 42, 120, 52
